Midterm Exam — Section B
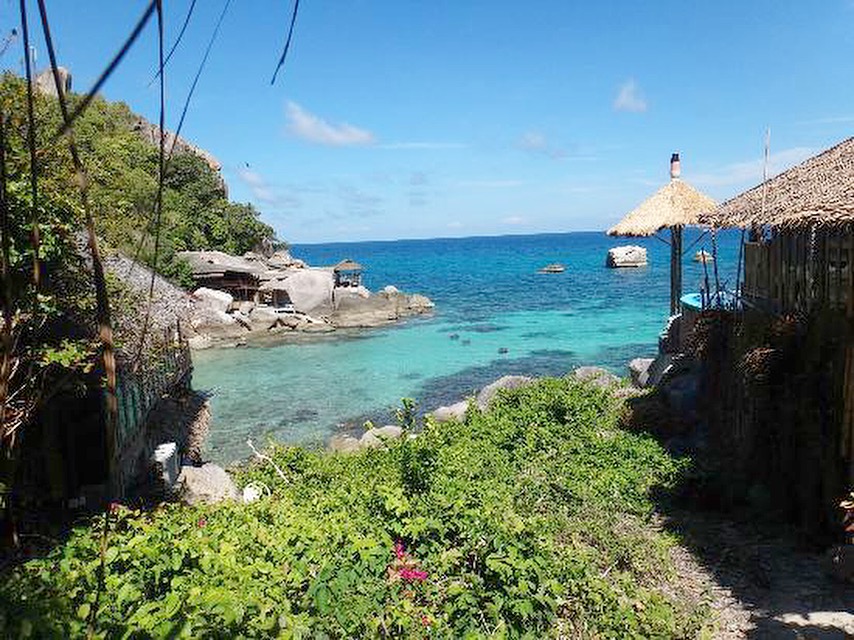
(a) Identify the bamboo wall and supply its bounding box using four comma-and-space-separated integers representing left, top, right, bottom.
743, 229, 853, 314
739, 226, 854, 495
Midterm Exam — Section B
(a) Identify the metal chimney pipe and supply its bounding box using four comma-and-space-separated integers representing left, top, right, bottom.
670, 152, 681, 179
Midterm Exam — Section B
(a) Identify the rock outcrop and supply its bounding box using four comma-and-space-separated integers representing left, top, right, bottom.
174, 463, 239, 505
606, 245, 648, 268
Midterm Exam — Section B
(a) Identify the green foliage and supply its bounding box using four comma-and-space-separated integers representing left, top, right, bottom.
0, 73, 277, 288
0, 378, 712, 637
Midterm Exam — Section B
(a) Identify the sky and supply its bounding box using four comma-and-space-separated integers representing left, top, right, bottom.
2, 1, 854, 244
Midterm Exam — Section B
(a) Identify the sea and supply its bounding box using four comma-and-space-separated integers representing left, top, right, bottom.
193, 229, 742, 464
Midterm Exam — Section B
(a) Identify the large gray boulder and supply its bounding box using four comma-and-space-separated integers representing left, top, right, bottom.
629, 358, 655, 388
476, 375, 535, 410
282, 269, 334, 314
408, 294, 435, 311
606, 246, 648, 268
175, 463, 239, 505
248, 306, 280, 331
572, 366, 620, 388
193, 287, 233, 313
430, 400, 470, 423
190, 307, 248, 339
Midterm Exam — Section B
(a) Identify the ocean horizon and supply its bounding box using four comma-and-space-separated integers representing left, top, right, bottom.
193, 229, 742, 464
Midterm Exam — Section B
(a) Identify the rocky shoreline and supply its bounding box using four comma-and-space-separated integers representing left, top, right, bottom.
181, 250, 435, 349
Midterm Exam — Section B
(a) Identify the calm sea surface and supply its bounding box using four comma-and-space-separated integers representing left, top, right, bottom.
193, 230, 742, 463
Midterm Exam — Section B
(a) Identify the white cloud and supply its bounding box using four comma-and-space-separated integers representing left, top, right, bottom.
447, 221, 463, 229
457, 179, 524, 188
517, 131, 567, 159
692, 147, 816, 188
378, 141, 466, 150
286, 101, 375, 146
613, 79, 647, 113
502, 215, 526, 225
237, 168, 275, 203
236, 167, 301, 208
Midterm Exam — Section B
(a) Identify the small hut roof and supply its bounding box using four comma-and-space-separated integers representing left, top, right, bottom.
700, 137, 854, 230
607, 179, 717, 237
258, 278, 290, 291
177, 250, 261, 276
333, 259, 363, 272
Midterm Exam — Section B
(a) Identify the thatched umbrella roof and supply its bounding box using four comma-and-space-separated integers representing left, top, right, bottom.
607, 178, 717, 237
333, 259, 363, 272
701, 137, 854, 230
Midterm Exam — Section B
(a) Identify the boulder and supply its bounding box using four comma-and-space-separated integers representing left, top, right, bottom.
237, 300, 255, 315
629, 358, 655, 388
606, 246, 648, 268
359, 431, 384, 449
329, 434, 361, 453
572, 366, 620, 388
281, 269, 334, 314
175, 463, 239, 505
187, 334, 212, 350
191, 307, 248, 339
249, 306, 280, 331
430, 400, 470, 423
193, 287, 233, 313
407, 294, 435, 311
370, 425, 404, 440
382, 285, 400, 295
476, 375, 535, 410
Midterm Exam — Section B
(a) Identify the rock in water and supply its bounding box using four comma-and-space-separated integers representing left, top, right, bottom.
606, 245, 648, 268
175, 463, 239, 505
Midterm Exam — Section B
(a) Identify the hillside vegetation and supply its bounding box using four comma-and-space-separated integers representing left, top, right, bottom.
0, 72, 275, 290
0, 378, 712, 638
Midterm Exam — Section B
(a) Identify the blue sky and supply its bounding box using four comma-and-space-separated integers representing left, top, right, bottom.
3, 1, 854, 243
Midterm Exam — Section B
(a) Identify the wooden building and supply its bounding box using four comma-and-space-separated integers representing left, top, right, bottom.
333, 259, 364, 288
178, 250, 262, 301
697, 137, 854, 531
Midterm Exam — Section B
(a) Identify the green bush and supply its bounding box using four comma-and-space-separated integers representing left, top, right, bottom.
0, 378, 711, 638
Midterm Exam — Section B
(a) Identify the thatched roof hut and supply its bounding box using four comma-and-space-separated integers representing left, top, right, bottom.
333, 259, 363, 272
607, 177, 717, 237
609, 153, 717, 314
700, 137, 854, 230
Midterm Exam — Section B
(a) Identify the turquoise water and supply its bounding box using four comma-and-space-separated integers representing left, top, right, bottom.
193, 230, 742, 463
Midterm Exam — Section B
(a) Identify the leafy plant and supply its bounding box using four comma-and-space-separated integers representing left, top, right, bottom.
0, 377, 711, 637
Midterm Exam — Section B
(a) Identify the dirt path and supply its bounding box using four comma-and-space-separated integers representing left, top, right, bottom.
661, 509, 854, 639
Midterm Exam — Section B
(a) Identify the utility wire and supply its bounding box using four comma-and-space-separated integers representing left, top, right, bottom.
55, 0, 157, 139
148, 0, 197, 86
19, 0, 40, 289
270, 0, 300, 85
35, 0, 119, 497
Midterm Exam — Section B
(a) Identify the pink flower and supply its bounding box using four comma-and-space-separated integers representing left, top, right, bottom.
197, 517, 207, 528
108, 502, 121, 514
399, 567, 428, 582
421, 614, 431, 627
394, 540, 406, 560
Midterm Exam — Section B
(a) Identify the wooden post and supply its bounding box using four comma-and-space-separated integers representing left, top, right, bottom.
670, 225, 683, 316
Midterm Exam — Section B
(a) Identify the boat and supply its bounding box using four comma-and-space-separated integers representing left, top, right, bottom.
538, 263, 566, 274
694, 250, 713, 263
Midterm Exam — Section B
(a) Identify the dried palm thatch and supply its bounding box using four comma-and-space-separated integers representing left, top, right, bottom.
702, 137, 854, 230
607, 178, 717, 237
333, 259, 363, 272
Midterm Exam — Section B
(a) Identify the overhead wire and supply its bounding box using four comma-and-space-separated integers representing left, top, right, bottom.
19, 0, 40, 289
54, 0, 157, 139
148, 0, 197, 86
270, 0, 300, 84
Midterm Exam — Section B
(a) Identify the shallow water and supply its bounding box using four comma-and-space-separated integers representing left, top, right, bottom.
193, 230, 742, 463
